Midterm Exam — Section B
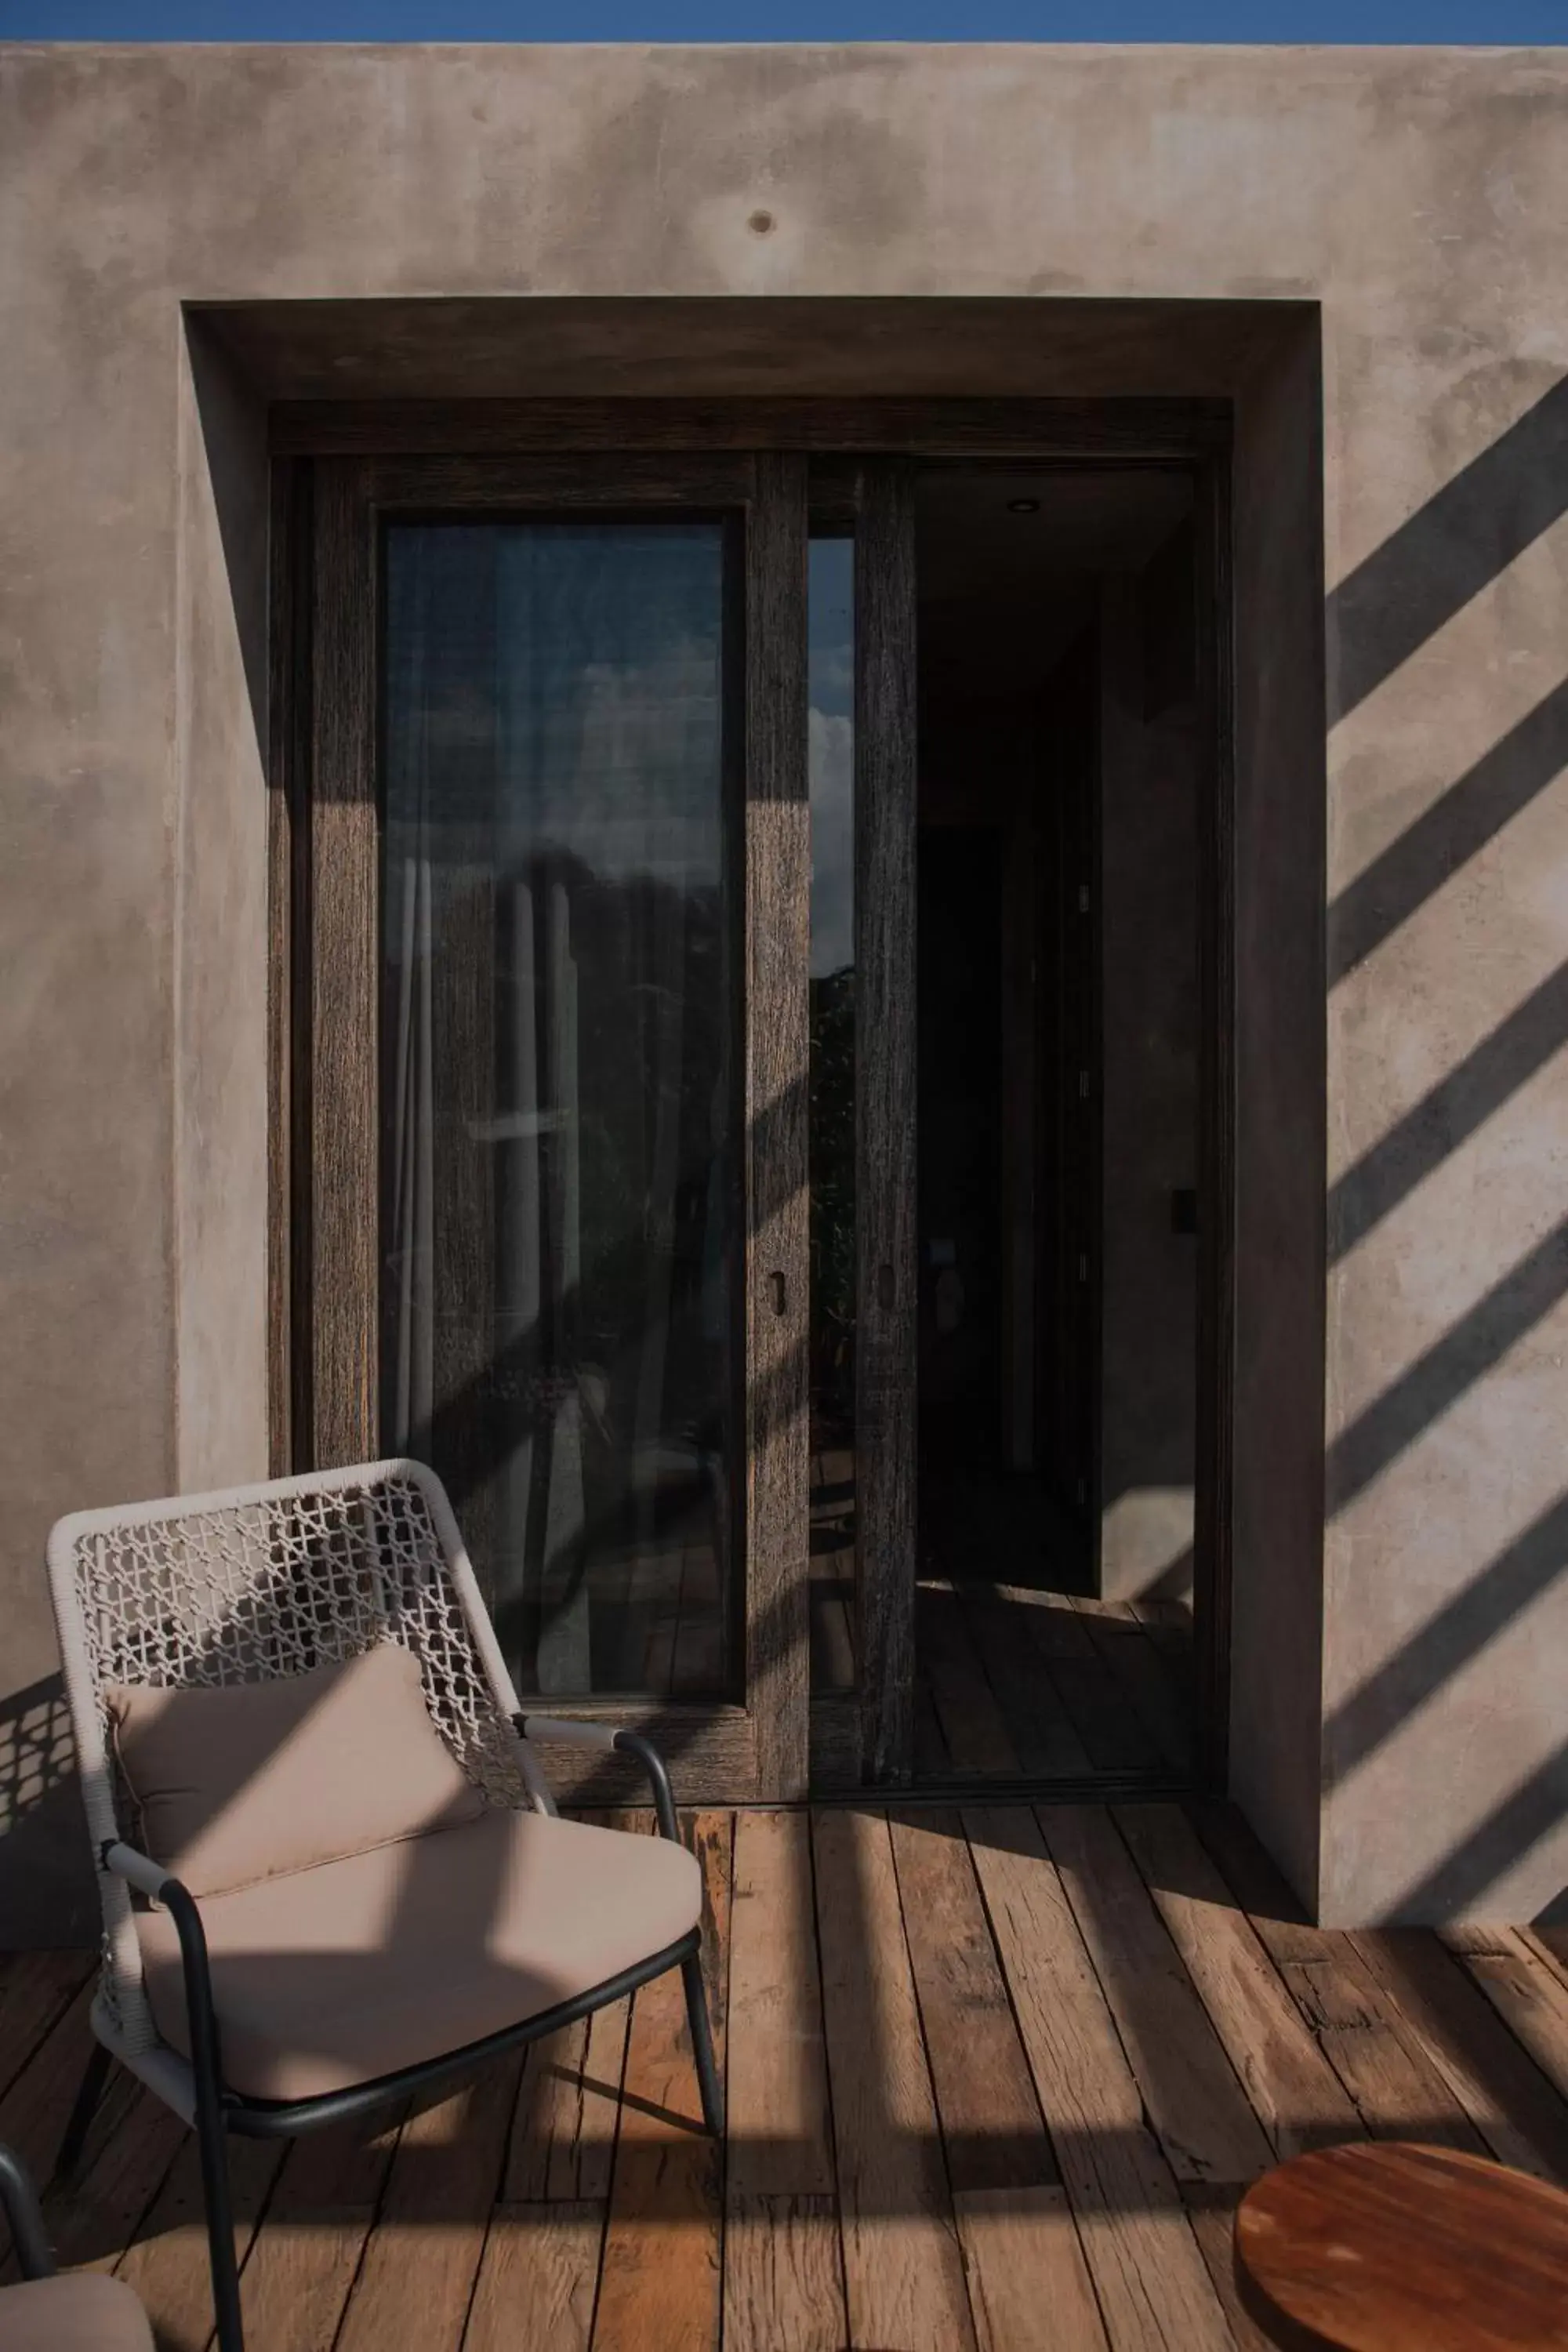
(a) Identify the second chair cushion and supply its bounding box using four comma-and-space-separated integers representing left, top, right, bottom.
104, 1644, 487, 1897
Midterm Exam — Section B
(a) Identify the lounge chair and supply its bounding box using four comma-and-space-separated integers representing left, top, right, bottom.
46, 1458, 720, 2352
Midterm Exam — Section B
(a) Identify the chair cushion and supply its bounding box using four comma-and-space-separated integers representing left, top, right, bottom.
0, 2274, 155, 2352
136, 1807, 702, 2101
105, 1645, 486, 1898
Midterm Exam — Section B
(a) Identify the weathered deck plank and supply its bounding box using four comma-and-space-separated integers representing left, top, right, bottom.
964, 1806, 1232, 2350
917, 1584, 1022, 1777
1072, 1607, 1195, 1773
1442, 1926, 1568, 2106
723, 2194, 843, 2352
954, 2184, 1110, 2352
0, 1982, 98, 2212
337, 2056, 524, 2352
814, 1806, 977, 2352
890, 1806, 1056, 2194
1191, 1798, 1497, 2151
1352, 1926, 1568, 2179
1042, 1804, 1273, 2187
114, 2129, 285, 2352
235, 2108, 408, 2352
464, 2200, 604, 2352
959, 1584, 1094, 1778
1114, 1802, 1362, 2158
0, 1954, 94, 2106
592, 1812, 731, 2352
1004, 1591, 1166, 1776
724, 1807, 843, 2352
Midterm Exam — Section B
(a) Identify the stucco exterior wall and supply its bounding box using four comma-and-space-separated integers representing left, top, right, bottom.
2, 41, 1566, 1927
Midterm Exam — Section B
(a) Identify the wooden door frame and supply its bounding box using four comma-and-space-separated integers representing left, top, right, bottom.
1192, 449, 1235, 1792
853, 463, 919, 1787
269, 399, 1236, 1801
271, 448, 811, 1803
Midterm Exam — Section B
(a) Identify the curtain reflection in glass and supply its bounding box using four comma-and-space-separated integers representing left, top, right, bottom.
383, 523, 735, 1699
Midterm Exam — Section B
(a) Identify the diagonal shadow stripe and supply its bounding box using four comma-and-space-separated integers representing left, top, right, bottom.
1387, 1737, 1568, 1921
1323, 1493, 1568, 1791
1326, 1221, 1568, 1514
1329, 676, 1568, 985
1329, 962, 1568, 1263
1328, 374, 1568, 724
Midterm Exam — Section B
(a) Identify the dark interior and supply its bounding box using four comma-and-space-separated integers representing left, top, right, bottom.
906, 465, 1203, 1784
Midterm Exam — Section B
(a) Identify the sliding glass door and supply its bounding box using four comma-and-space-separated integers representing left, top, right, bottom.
297, 447, 920, 1799
304, 456, 811, 1800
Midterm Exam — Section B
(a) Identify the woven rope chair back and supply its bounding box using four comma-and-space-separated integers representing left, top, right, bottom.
47, 1459, 539, 2058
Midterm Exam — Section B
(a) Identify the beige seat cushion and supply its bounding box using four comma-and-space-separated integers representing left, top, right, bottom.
0, 2274, 155, 2352
136, 1807, 702, 2101
105, 1646, 485, 1897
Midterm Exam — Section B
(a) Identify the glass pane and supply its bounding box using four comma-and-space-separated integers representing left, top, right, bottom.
808, 535, 857, 1694
381, 521, 736, 1700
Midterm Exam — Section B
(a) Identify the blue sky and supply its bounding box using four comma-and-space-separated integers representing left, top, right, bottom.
5, 0, 1563, 39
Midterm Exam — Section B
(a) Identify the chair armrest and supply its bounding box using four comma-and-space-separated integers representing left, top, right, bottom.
102, 1839, 177, 1903
0, 2141, 55, 2280
514, 1718, 680, 1842
100, 1842, 228, 2105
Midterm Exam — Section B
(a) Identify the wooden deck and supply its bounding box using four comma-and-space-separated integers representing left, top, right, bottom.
8, 1800, 1568, 2350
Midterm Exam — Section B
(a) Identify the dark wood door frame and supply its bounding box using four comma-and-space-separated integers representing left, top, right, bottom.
275, 449, 811, 1804
854, 462, 919, 1788
269, 401, 1237, 1799
1192, 450, 1235, 1793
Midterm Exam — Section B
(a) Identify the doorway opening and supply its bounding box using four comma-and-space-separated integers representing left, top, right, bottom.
913, 466, 1203, 1785
282, 411, 1232, 1807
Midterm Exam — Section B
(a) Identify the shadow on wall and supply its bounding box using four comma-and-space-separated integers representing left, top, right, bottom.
1319, 368, 1568, 1918
0, 1675, 97, 1947
187, 310, 270, 760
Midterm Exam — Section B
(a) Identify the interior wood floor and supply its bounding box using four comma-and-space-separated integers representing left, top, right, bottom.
915, 1584, 1194, 1784
811, 1569, 1196, 1787
9, 1801, 1568, 2350
811, 1447, 1196, 1788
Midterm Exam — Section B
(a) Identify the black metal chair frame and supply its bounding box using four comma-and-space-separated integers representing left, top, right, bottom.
56, 1727, 722, 2352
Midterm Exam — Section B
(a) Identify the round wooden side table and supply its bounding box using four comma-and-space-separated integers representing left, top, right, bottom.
1235, 2143, 1568, 2350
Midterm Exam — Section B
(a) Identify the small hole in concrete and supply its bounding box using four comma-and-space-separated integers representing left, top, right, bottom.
748, 209, 776, 236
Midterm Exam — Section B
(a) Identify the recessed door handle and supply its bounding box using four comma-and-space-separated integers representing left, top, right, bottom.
769, 1269, 787, 1317
877, 1263, 895, 1311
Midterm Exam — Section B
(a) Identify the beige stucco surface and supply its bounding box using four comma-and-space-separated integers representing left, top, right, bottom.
2, 41, 1566, 1926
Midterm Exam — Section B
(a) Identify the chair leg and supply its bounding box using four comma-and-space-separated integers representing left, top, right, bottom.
193, 2087, 245, 2352
681, 1951, 724, 2139
53, 2040, 113, 2185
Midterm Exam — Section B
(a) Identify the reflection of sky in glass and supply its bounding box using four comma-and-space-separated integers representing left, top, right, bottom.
809, 537, 854, 979
384, 523, 725, 887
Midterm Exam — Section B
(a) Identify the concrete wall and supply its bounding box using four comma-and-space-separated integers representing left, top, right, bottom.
3, 42, 1566, 1926
175, 325, 273, 1501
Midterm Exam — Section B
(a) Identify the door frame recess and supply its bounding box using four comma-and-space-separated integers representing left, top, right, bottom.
267, 397, 1236, 1799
